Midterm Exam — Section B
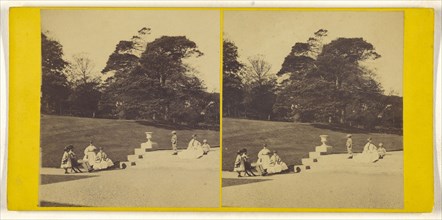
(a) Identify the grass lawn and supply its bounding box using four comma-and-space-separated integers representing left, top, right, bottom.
41, 115, 219, 167
222, 118, 403, 171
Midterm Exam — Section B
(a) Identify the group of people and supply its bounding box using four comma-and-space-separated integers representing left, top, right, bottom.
234, 144, 288, 177
60, 141, 114, 174
346, 134, 387, 163
174, 132, 212, 159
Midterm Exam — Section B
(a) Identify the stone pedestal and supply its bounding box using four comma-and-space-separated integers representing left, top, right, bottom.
140, 132, 158, 150
315, 135, 333, 154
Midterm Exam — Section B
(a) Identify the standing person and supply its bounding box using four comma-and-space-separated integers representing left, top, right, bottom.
60, 146, 72, 174
257, 144, 271, 174
171, 131, 178, 155
346, 134, 353, 159
83, 141, 97, 168
233, 150, 245, 177
202, 139, 211, 155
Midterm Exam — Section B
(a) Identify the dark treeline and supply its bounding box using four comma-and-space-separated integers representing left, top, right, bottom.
41, 28, 219, 129
223, 29, 402, 133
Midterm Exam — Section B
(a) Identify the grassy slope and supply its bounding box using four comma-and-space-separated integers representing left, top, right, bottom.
222, 118, 403, 171
41, 115, 219, 167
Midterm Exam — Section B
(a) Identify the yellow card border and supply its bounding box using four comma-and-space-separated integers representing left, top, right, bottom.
7, 7, 434, 212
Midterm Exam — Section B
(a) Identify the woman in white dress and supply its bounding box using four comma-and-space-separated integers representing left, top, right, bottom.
355, 138, 380, 163
256, 144, 271, 173
178, 134, 204, 159
267, 150, 289, 174
83, 141, 97, 168
94, 147, 114, 170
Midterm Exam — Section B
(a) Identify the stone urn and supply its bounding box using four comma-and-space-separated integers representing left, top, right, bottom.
141, 132, 154, 149
319, 135, 329, 146
141, 131, 157, 152
316, 134, 333, 154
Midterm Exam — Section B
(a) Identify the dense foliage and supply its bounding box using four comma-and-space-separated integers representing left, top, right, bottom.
224, 30, 403, 131
41, 29, 219, 128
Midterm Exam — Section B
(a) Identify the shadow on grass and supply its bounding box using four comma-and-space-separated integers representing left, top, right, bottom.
222, 178, 272, 188
41, 174, 98, 185
39, 201, 88, 207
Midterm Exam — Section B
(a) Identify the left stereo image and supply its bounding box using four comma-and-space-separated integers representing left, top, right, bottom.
38, 9, 221, 208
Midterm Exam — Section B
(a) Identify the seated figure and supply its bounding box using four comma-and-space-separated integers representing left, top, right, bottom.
202, 139, 211, 155
355, 138, 380, 163
267, 150, 289, 174
178, 134, 204, 159
377, 143, 387, 159
94, 147, 114, 170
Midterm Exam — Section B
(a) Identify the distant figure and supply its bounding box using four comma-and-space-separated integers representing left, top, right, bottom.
355, 137, 380, 163
83, 141, 97, 168
94, 147, 114, 170
202, 139, 211, 155
346, 134, 353, 159
267, 150, 289, 174
60, 146, 72, 174
233, 150, 245, 177
171, 131, 178, 155
257, 144, 271, 174
178, 134, 204, 159
377, 143, 387, 159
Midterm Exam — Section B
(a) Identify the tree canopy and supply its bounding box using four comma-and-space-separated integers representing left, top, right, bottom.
41, 33, 71, 114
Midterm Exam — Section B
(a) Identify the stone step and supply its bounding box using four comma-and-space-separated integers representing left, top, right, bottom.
315, 145, 333, 154
293, 165, 311, 173
140, 142, 158, 150
127, 154, 144, 162
119, 161, 137, 169
309, 151, 326, 159
302, 157, 318, 166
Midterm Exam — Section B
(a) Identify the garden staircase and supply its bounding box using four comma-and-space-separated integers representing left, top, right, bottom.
294, 139, 333, 173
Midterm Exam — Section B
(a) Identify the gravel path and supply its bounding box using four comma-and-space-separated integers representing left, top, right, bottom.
40, 149, 220, 207
222, 151, 403, 209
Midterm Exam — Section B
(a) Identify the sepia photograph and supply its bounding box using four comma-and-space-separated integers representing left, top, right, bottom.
222, 10, 404, 209
38, 9, 220, 207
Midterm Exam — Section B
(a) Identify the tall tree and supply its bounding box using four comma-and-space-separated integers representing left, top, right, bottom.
274, 30, 385, 128
41, 33, 71, 114
102, 34, 211, 124
242, 55, 276, 120
222, 39, 244, 117
66, 53, 102, 117
246, 54, 272, 85
139, 36, 203, 87
100, 28, 151, 118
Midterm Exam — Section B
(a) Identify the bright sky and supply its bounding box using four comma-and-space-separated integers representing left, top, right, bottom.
224, 11, 404, 96
42, 9, 220, 92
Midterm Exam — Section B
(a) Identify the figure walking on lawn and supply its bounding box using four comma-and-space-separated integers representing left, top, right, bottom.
171, 131, 178, 155
346, 134, 353, 159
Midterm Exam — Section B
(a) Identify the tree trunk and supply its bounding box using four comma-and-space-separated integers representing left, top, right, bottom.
340, 109, 345, 124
